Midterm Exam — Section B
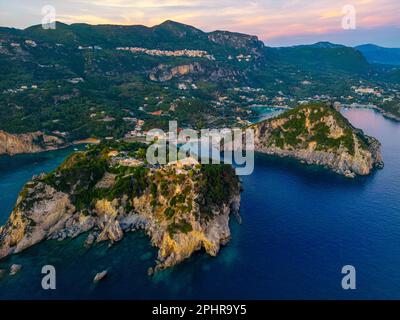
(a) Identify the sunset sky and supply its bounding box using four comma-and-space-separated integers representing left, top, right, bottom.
0, 0, 399, 47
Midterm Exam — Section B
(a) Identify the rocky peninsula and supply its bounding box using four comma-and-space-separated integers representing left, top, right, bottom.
0, 141, 241, 272
251, 103, 384, 178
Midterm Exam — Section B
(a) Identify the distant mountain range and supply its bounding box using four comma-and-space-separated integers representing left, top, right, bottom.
355, 44, 400, 65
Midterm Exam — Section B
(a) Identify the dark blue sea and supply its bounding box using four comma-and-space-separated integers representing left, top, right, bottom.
0, 108, 399, 299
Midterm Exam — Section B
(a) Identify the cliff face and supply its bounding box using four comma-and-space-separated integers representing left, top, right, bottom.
148, 62, 241, 83
0, 143, 241, 271
252, 103, 384, 177
0, 130, 65, 156
149, 63, 204, 82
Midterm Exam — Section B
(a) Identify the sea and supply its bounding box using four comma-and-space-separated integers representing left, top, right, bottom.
0, 108, 399, 299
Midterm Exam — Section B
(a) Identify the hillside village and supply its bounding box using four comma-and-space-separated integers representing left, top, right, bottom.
116, 47, 215, 60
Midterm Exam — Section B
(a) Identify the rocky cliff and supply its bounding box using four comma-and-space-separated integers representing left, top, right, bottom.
251, 103, 384, 178
0, 130, 65, 156
0, 142, 241, 272
149, 63, 204, 82
148, 61, 242, 83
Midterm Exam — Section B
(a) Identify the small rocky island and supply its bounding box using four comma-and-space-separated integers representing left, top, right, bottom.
0, 141, 241, 272
252, 103, 384, 178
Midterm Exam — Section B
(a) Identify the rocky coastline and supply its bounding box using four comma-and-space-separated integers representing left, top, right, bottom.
251, 103, 384, 178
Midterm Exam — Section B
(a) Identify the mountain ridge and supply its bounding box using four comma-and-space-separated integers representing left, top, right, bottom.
252, 103, 384, 178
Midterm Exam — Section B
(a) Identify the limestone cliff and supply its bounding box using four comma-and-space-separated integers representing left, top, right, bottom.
0, 130, 65, 156
0, 142, 241, 271
148, 61, 241, 83
149, 63, 204, 82
251, 103, 384, 177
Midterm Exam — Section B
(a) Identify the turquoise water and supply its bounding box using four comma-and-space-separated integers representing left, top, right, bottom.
0, 108, 400, 299
0, 146, 86, 226
248, 106, 285, 122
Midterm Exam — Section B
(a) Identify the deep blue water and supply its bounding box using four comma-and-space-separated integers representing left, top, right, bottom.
0, 108, 399, 299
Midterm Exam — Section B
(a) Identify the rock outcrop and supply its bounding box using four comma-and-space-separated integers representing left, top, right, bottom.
93, 270, 108, 282
9, 264, 22, 276
149, 63, 204, 82
0, 130, 65, 156
251, 103, 384, 177
0, 143, 241, 272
